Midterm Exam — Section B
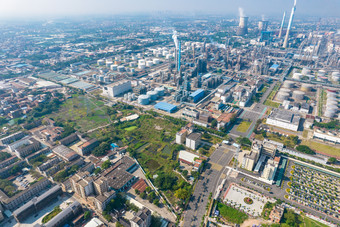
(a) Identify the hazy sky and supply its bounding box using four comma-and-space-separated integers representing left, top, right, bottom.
0, 0, 339, 19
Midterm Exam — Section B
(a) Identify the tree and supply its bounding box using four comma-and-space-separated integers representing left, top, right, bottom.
211, 119, 217, 128
182, 170, 188, 178
296, 145, 315, 155
101, 160, 112, 169
116, 222, 124, 227
145, 186, 151, 193
147, 191, 156, 202
135, 189, 140, 195
154, 173, 177, 190
283, 209, 299, 227
174, 188, 190, 200
328, 157, 337, 164
84, 211, 91, 220
94, 167, 102, 175
140, 192, 147, 199
153, 199, 160, 206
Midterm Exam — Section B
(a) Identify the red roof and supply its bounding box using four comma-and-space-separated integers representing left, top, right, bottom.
132, 179, 148, 193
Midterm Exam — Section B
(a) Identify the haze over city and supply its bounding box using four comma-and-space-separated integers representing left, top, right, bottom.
0, 0, 339, 19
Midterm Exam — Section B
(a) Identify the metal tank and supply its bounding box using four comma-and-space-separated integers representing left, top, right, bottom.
138, 95, 150, 105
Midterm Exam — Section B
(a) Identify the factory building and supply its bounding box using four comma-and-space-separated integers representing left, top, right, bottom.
313, 129, 340, 144
154, 102, 177, 113
266, 109, 301, 131
44, 201, 82, 227
189, 89, 205, 103
103, 81, 132, 97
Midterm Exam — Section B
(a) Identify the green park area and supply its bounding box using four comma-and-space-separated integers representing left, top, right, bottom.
48, 95, 110, 132
301, 140, 340, 158
264, 82, 281, 108
217, 202, 248, 224
236, 120, 252, 133
124, 126, 137, 131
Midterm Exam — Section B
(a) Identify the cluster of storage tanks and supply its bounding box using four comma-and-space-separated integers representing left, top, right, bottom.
138, 87, 165, 105
123, 92, 137, 102
277, 81, 314, 101
152, 47, 174, 59
324, 91, 339, 118
138, 59, 161, 69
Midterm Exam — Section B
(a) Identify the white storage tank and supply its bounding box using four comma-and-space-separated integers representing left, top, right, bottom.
277, 91, 290, 101
155, 87, 165, 96
110, 64, 118, 71
283, 81, 295, 88
138, 95, 150, 105
318, 70, 326, 77
292, 73, 303, 80
146, 61, 153, 67
117, 66, 125, 72
153, 58, 160, 64
301, 67, 311, 76
147, 91, 158, 100
300, 83, 313, 92
292, 90, 305, 100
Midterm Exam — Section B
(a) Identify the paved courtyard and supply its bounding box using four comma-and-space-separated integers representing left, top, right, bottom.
223, 184, 274, 217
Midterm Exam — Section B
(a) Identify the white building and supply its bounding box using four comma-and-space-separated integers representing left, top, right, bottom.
313, 129, 340, 144
103, 81, 132, 97
266, 109, 301, 131
185, 133, 201, 150
178, 150, 200, 165
261, 159, 279, 183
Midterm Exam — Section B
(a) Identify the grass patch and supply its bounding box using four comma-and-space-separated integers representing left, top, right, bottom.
302, 130, 308, 138
301, 215, 329, 227
263, 82, 281, 108
217, 202, 248, 224
264, 100, 280, 108
145, 159, 161, 172
162, 145, 171, 155
236, 120, 252, 133
301, 140, 340, 157
42, 206, 62, 224
124, 126, 137, 131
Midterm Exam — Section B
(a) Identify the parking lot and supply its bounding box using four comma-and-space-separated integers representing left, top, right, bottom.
13, 173, 37, 190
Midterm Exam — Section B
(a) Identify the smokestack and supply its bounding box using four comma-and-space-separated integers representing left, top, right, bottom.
258, 21, 268, 32
283, 0, 297, 48
237, 7, 248, 36
178, 41, 181, 72
278, 11, 286, 38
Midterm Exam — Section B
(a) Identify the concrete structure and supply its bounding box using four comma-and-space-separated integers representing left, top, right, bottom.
185, 133, 201, 150
266, 109, 301, 131
94, 191, 116, 212
8, 137, 40, 159
13, 185, 62, 222
44, 201, 82, 227
53, 145, 79, 162
103, 81, 132, 97
130, 207, 152, 227
283, 0, 297, 48
261, 159, 278, 183
70, 172, 94, 199
0, 131, 26, 145
178, 150, 200, 165
313, 129, 340, 144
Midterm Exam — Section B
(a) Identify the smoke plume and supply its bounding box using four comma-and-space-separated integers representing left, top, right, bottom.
172, 30, 179, 50
238, 7, 245, 17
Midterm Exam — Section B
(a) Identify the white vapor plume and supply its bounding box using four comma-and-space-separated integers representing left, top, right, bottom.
172, 30, 179, 50
238, 7, 245, 17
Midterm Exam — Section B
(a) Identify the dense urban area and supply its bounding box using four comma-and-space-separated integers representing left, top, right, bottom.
0, 1, 339, 227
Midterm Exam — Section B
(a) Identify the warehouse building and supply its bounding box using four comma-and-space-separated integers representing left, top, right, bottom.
266, 109, 301, 131
154, 102, 177, 113
190, 89, 205, 103
44, 201, 82, 227
53, 145, 80, 162
103, 81, 132, 97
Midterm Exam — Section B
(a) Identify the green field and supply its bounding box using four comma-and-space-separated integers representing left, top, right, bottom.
49, 95, 110, 132
217, 202, 248, 224
236, 120, 252, 133
300, 215, 329, 227
264, 82, 281, 108
301, 140, 340, 158
124, 126, 137, 131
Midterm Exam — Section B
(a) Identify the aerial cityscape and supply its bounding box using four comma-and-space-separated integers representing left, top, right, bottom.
0, 0, 339, 227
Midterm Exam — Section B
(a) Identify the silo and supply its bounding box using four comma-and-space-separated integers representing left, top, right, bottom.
292, 73, 303, 80
147, 91, 158, 101
301, 67, 311, 75
283, 81, 295, 88
292, 90, 305, 100
318, 70, 326, 77
155, 87, 165, 96
280, 88, 292, 94
153, 59, 160, 64
110, 64, 118, 71
138, 95, 150, 105
300, 83, 313, 92
277, 91, 290, 101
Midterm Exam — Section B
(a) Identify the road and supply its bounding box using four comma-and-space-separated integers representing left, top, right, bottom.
182, 145, 234, 227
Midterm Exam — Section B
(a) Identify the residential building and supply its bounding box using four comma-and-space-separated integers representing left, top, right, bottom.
94, 191, 116, 212
8, 137, 40, 159
77, 138, 99, 156
186, 133, 201, 150
13, 185, 62, 222
53, 145, 79, 162
217, 113, 234, 130
130, 207, 152, 227
70, 172, 94, 199
0, 131, 26, 145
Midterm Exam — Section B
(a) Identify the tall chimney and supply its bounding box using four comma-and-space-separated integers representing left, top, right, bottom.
283, 0, 297, 48
278, 11, 286, 38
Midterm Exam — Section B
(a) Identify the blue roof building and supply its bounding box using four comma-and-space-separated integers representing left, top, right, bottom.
189, 89, 205, 103
154, 102, 177, 113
